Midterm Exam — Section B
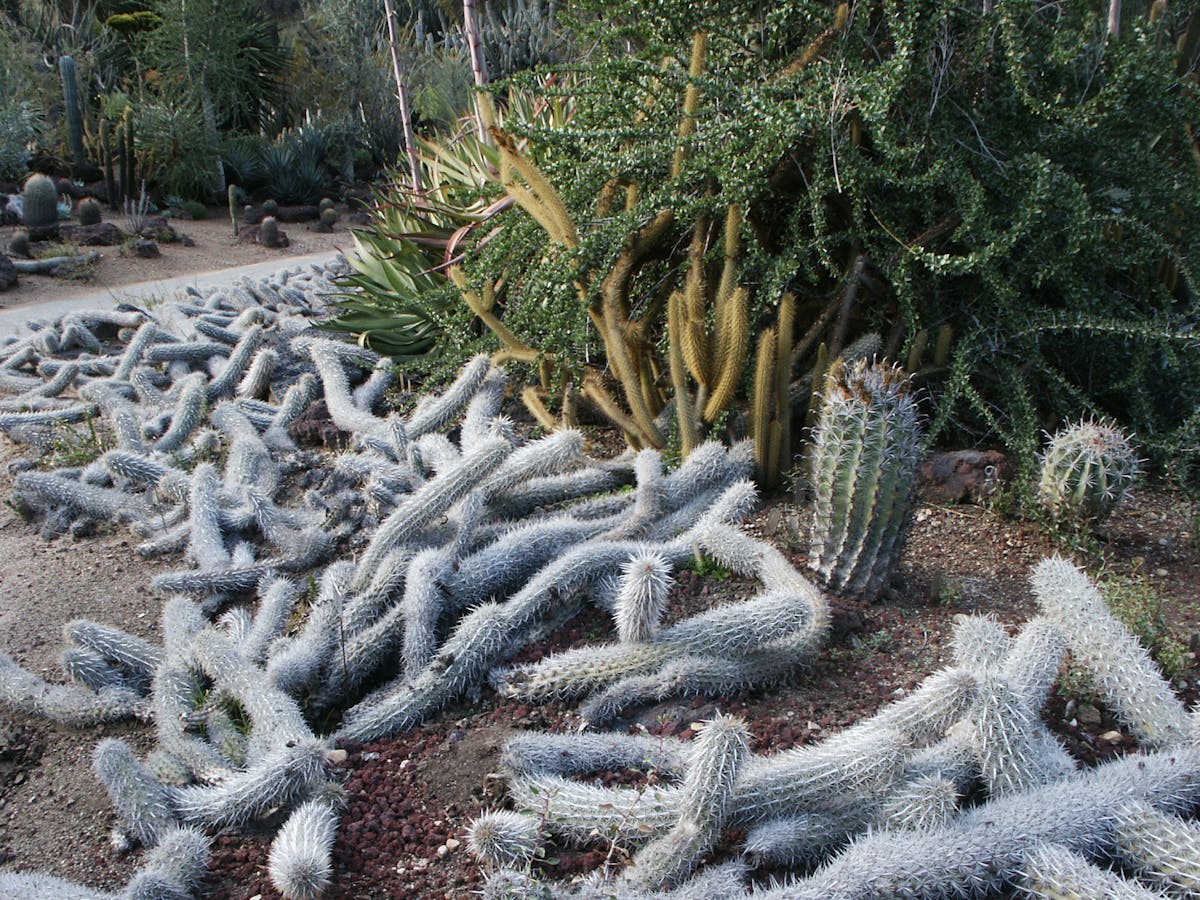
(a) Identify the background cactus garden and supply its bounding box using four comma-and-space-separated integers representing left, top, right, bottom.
0, 0, 1196, 897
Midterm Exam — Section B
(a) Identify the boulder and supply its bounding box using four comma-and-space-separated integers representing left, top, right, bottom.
133, 239, 160, 258
59, 222, 123, 246
918, 449, 1012, 504
276, 204, 319, 223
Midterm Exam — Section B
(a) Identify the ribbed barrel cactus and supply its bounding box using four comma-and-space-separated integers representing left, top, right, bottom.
22, 173, 59, 229
807, 358, 922, 601
1037, 418, 1140, 524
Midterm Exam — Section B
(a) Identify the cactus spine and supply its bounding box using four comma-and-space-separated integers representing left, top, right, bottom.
1037, 418, 1140, 523
807, 358, 922, 601
22, 173, 60, 229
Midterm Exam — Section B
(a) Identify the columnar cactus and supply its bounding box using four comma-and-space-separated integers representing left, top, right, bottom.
1037, 418, 1140, 523
807, 359, 922, 601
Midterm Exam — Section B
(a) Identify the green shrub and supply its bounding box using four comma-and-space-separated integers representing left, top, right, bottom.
181, 200, 208, 219
1100, 570, 1191, 683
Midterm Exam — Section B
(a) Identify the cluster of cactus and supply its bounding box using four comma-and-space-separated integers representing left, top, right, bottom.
806, 358, 923, 601
1037, 417, 1141, 524
0, 269, 795, 895
22, 173, 60, 230
469, 557, 1200, 897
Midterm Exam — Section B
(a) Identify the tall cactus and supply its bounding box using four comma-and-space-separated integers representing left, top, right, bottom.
1037, 418, 1140, 524
807, 358, 922, 601
59, 55, 86, 169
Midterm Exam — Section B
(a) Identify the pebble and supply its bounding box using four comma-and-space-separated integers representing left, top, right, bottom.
1099, 730, 1123, 743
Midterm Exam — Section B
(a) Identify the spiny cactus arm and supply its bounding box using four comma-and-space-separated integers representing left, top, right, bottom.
145, 341, 231, 362
405, 353, 491, 437
867, 667, 980, 746
614, 551, 673, 642
731, 724, 909, 826
597, 449, 665, 541
352, 435, 512, 590
235, 347, 279, 400
495, 639, 674, 704
580, 645, 814, 728
122, 824, 212, 900
1111, 802, 1200, 895
152, 664, 236, 784
652, 587, 820, 659
508, 773, 683, 844
114, 322, 172, 380
0, 403, 98, 431
0, 652, 150, 725
193, 627, 314, 749
743, 807, 872, 869
207, 324, 264, 400
951, 614, 1012, 673
305, 339, 390, 437
94, 738, 180, 847
336, 601, 515, 741
351, 357, 396, 413
500, 731, 692, 779
758, 748, 1200, 900
62, 646, 130, 691
1002, 616, 1068, 712
153, 564, 274, 598
467, 810, 544, 870
622, 715, 750, 891
341, 548, 414, 636
1032, 556, 1191, 748
268, 784, 345, 900
488, 465, 636, 520
877, 774, 960, 832
170, 738, 331, 828
902, 734, 980, 793
63, 619, 163, 681
213, 404, 279, 495
101, 450, 190, 502
20, 360, 80, 398
460, 368, 508, 450
185, 462, 229, 569
401, 548, 453, 678
14, 470, 148, 523
958, 673, 1074, 797
1019, 843, 1167, 900
0, 871, 119, 899
153, 373, 208, 453
476, 429, 587, 498
103, 397, 147, 453
264, 373, 319, 450
243, 577, 302, 665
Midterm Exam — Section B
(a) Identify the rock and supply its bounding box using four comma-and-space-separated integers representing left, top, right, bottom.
133, 239, 160, 258
348, 211, 372, 226
25, 223, 60, 242
0, 254, 17, 291
181, 235, 195, 247
142, 216, 180, 243
1075, 702, 1102, 726
919, 449, 1012, 504
59, 222, 123, 246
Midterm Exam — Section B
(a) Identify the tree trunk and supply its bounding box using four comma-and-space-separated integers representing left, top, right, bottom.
463, 0, 491, 143
383, 0, 424, 193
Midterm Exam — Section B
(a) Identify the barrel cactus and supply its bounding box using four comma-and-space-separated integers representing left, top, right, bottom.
1037, 418, 1140, 524
22, 173, 60, 230
78, 197, 102, 226
807, 358, 922, 602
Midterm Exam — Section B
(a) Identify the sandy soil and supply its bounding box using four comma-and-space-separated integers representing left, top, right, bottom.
0, 211, 355, 311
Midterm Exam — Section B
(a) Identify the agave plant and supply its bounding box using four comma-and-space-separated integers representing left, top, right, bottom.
319, 231, 453, 360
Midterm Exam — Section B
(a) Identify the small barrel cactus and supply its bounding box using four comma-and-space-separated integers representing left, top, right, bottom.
22, 173, 60, 229
807, 358, 923, 602
262, 198, 279, 217
78, 198, 102, 226
260, 216, 282, 248
319, 207, 338, 229
318, 197, 335, 213
1037, 418, 1140, 523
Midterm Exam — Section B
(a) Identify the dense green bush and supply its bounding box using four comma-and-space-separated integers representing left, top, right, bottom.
400, 0, 1199, 478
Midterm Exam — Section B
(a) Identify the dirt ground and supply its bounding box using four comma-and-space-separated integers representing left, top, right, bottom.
0, 414, 1196, 897
0, 211, 354, 311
